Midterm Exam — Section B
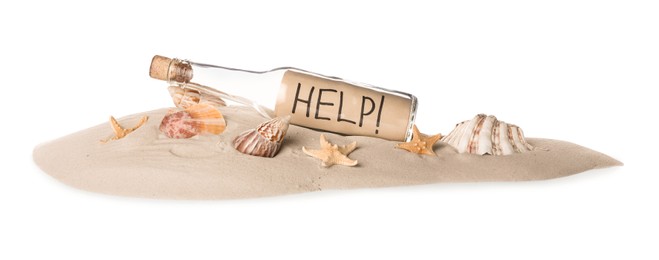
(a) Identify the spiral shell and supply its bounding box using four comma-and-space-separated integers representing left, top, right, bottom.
442, 114, 534, 155
233, 116, 290, 158
159, 104, 226, 139
169, 85, 226, 109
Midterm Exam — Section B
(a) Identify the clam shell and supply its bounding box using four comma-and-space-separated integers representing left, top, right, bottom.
442, 114, 533, 155
233, 116, 290, 158
169, 85, 226, 109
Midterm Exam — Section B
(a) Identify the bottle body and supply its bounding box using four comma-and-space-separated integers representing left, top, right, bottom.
150, 55, 417, 141
276, 70, 416, 141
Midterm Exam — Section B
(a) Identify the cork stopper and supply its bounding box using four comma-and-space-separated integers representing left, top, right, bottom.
149, 55, 172, 81
149, 55, 193, 83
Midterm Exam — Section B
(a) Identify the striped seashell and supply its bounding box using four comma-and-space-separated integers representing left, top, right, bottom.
442, 114, 534, 156
159, 104, 226, 139
233, 116, 290, 158
185, 104, 226, 135
169, 85, 226, 109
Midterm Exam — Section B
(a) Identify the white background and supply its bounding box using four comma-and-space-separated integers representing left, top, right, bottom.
1, 1, 657, 259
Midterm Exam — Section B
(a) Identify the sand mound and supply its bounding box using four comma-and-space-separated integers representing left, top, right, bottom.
33, 106, 622, 200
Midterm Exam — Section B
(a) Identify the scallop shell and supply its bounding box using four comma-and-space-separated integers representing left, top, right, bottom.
233, 116, 290, 158
159, 104, 226, 139
169, 85, 226, 109
160, 110, 199, 139
442, 114, 534, 155
186, 104, 226, 135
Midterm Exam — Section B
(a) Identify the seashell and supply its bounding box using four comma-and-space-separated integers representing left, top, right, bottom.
233, 116, 290, 158
442, 114, 534, 155
159, 104, 226, 139
160, 111, 199, 139
169, 85, 226, 109
185, 104, 226, 135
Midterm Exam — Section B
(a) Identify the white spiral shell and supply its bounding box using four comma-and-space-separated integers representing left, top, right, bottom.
442, 114, 534, 156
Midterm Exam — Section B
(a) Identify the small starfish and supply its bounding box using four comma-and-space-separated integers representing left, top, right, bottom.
396, 125, 442, 155
302, 134, 358, 167
101, 115, 149, 143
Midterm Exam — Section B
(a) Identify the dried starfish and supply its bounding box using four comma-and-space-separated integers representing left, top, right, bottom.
302, 134, 358, 167
101, 116, 149, 143
396, 125, 442, 155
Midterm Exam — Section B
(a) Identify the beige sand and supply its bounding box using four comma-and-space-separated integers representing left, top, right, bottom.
33, 106, 622, 200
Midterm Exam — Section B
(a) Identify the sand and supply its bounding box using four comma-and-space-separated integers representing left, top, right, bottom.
33, 106, 622, 200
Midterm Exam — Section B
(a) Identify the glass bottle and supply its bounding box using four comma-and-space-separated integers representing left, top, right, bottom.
149, 55, 418, 141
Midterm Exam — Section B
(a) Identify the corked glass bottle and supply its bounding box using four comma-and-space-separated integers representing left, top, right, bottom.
149, 55, 417, 141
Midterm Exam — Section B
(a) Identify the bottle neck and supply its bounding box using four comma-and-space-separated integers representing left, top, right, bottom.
150, 55, 285, 112
167, 58, 194, 84
150, 55, 267, 84
149, 55, 193, 83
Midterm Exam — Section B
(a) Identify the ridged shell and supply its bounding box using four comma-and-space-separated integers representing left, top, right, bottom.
159, 104, 226, 139
160, 111, 199, 139
442, 114, 534, 155
233, 116, 290, 158
186, 104, 226, 135
169, 85, 226, 109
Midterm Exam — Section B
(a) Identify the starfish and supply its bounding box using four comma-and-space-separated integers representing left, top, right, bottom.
101, 115, 149, 143
396, 125, 442, 155
302, 134, 358, 167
